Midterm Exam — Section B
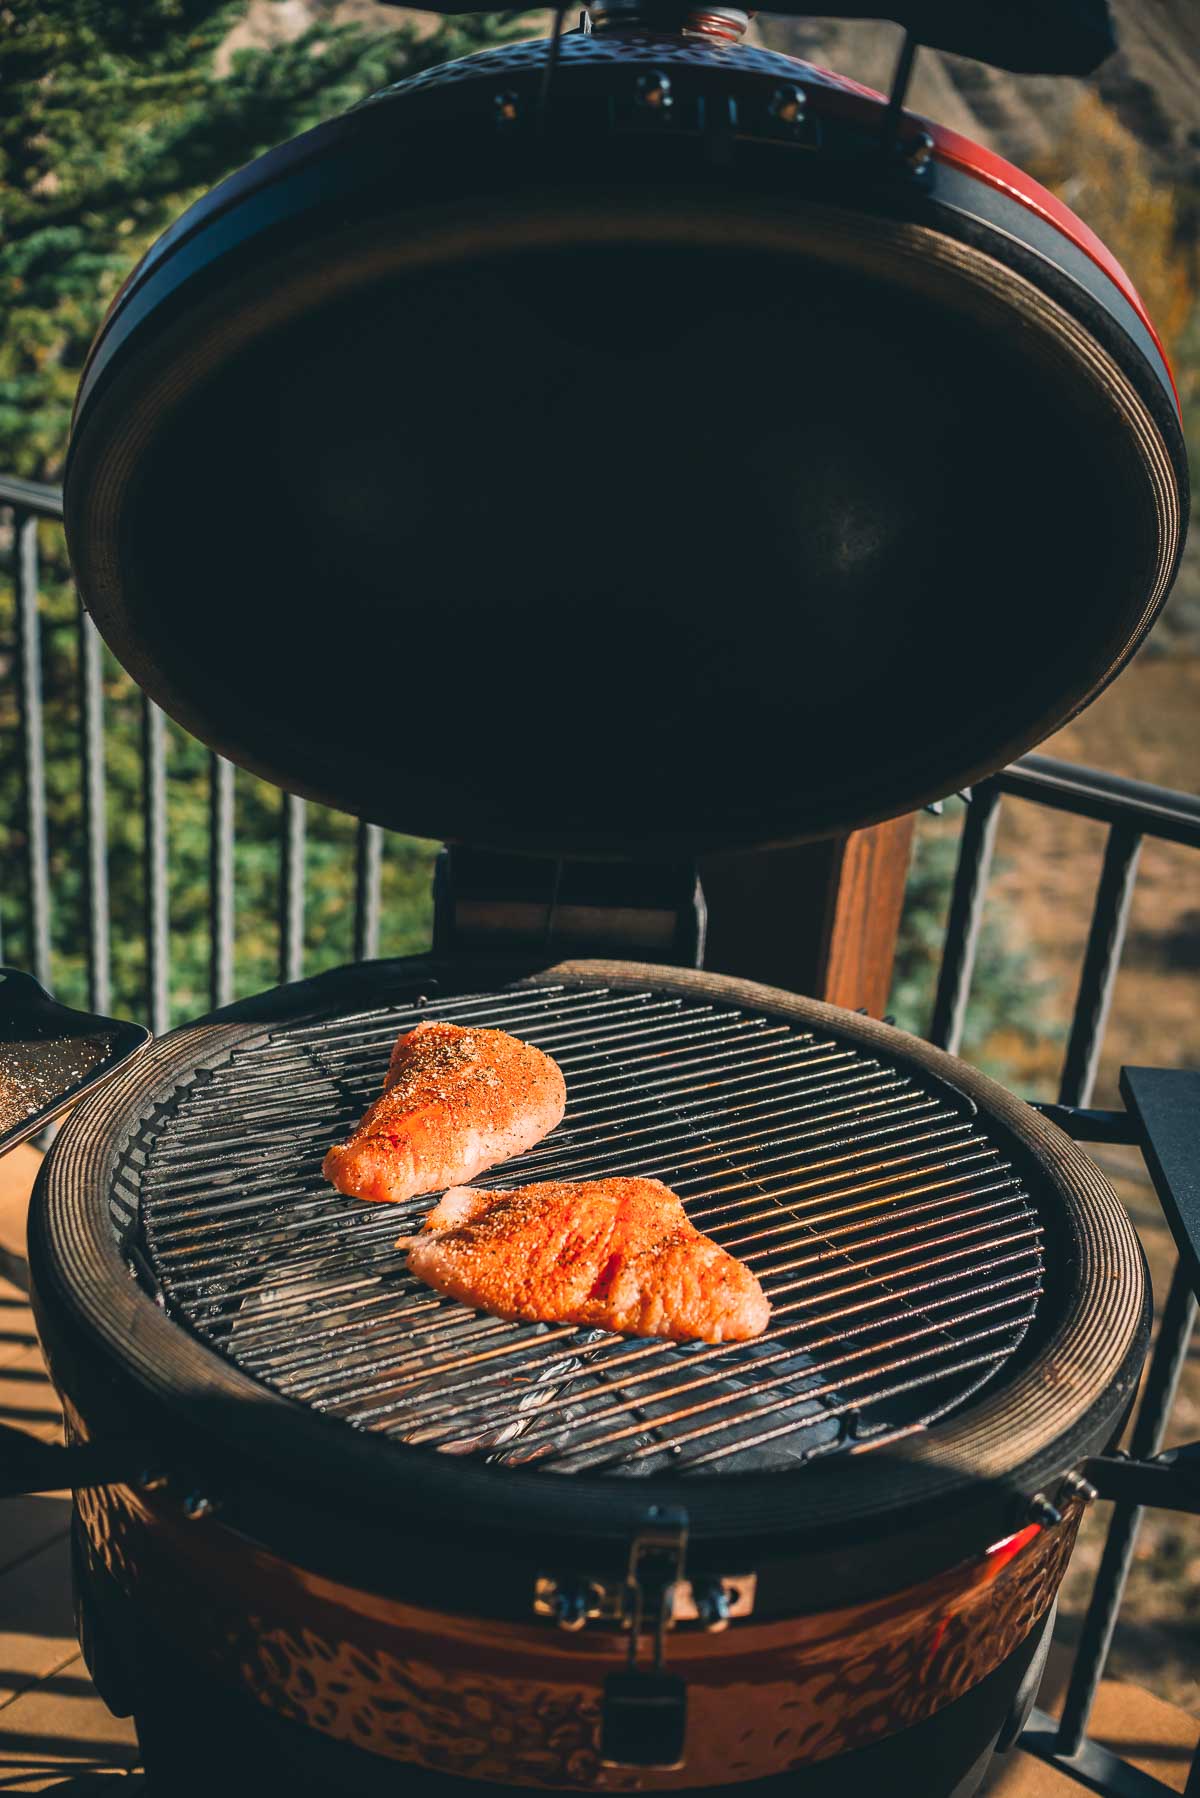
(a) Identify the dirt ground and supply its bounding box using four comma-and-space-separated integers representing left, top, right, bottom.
971, 653, 1199, 1716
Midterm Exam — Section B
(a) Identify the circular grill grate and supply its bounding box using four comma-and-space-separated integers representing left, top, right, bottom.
127, 980, 1045, 1476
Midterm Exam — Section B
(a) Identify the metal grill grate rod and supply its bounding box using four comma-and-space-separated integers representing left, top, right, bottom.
286, 1180, 1031, 1411
145, 1107, 979, 1264
401, 1285, 1038, 1454
151, 1135, 1013, 1302
681, 1344, 1022, 1472
540, 1315, 1032, 1473
145, 1042, 907, 1180
334, 1245, 1043, 1430
331, 1217, 1040, 1423
397, 1275, 1042, 1449
133, 985, 1044, 1476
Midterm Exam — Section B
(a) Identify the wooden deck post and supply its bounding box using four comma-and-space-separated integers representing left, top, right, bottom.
699, 813, 917, 1016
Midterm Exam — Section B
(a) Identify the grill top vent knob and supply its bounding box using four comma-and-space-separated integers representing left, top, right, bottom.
584, 0, 751, 41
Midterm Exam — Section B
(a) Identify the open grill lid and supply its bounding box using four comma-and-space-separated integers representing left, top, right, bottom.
63, 8, 1187, 860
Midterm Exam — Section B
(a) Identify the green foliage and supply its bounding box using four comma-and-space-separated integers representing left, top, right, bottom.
0, 0, 529, 481
0, 0, 519, 1020
888, 804, 1059, 1078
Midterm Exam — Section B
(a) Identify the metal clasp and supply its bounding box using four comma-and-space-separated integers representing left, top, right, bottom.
534, 1509, 758, 1769
623, 1504, 688, 1661
602, 1506, 689, 1770
534, 1567, 755, 1632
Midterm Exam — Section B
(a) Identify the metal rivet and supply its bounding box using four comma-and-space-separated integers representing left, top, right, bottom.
635, 71, 673, 109
1060, 1470, 1099, 1505
906, 130, 935, 174
1027, 1492, 1063, 1528
768, 85, 806, 128
549, 1581, 589, 1630
182, 1492, 214, 1521
696, 1583, 733, 1633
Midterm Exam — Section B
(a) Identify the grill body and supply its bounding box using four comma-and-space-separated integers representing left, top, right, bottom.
31, 960, 1148, 1793
72, 1468, 1067, 1795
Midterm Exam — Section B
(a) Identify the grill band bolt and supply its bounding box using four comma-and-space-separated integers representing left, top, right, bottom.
635, 71, 673, 111
694, 1581, 733, 1632
135, 1468, 168, 1493
1059, 1469, 1100, 1506
904, 129, 935, 175
768, 85, 806, 130
182, 1492, 215, 1521
1027, 1492, 1064, 1528
549, 1580, 590, 1631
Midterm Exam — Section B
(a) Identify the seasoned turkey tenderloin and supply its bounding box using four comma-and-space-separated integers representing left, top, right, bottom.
324, 1020, 565, 1204
398, 1176, 770, 1343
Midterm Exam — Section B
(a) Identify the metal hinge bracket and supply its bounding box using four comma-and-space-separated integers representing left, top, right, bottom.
1084, 1442, 1200, 1515
605, 1506, 688, 1771
534, 1507, 756, 1772
534, 1555, 755, 1636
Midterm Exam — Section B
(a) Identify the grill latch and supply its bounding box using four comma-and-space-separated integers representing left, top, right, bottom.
600, 1505, 690, 1771
534, 1506, 757, 1771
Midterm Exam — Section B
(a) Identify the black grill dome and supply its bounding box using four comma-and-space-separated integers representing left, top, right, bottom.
63, 30, 1185, 857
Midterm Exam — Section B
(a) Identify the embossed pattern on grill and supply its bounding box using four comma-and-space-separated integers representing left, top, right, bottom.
131, 982, 1044, 1475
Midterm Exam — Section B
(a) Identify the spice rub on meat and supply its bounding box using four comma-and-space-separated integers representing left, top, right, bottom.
398, 1177, 770, 1344
323, 1021, 566, 1204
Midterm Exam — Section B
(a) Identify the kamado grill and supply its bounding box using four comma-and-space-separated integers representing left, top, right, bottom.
16, 964, 1149, 1795
2, 0, 1192, 1792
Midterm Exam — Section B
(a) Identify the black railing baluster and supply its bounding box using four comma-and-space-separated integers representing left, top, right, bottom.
927, 783, 1002, 1053
209, 752, 235, 1010
279, 793, 305, 985
77, 601, 110, 1015
354, 821, 382, 962
1056, 1257, 1197, 1757
1058, 822, 1143, 1108
142, 696, 170, 1036
13, 509, 52, 991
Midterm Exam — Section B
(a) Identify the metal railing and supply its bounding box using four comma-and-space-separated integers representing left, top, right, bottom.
1, 475, 389, 1030
925, 758, 1200, 1797
931, 756, 1200, 1105
3, 476, 1199, 1793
